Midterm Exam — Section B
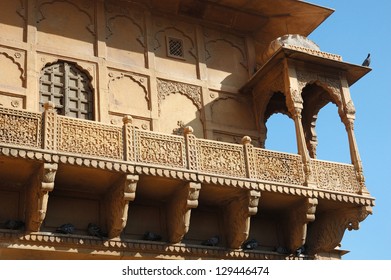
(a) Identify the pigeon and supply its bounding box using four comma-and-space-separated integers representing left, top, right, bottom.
362, 53, 371, 67
295, 245, 306, 257
143, 231, 162, 241
87, 223, 107, 239
242, 239, 258, 250
56, 223, 75, 234
4, 219, 25, 230
201, 235, 219, 246
275, 246, 289, 254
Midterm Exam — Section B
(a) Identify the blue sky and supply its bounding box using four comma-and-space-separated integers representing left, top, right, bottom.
266, 1, 391, 260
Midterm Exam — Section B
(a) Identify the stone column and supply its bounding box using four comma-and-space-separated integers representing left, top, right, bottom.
339, 77, 369, 195
284, 61, 315, 187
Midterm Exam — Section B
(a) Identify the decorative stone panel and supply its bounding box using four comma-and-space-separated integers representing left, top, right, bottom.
196, 139, 246, 177
254, 149, 305, 185
134, 129, 187, 168
56, 116, 123, 159
311, 159, 360, 193
0, 107, 42, 148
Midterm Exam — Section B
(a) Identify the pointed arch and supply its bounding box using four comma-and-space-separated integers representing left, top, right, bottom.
39, 60, 94, 120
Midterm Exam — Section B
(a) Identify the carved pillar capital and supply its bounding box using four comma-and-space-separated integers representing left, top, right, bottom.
167, 182, 201, 243
306, 206, 372, 255
225, 190, 261, 249
106, 174, 139, 239
26, 163, 58, 232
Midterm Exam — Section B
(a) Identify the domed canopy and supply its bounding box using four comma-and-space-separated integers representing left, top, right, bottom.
261, 34, 321, 64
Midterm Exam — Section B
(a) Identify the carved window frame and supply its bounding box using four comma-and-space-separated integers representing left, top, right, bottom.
166, 36, 185, 60
39, 61, 94, 120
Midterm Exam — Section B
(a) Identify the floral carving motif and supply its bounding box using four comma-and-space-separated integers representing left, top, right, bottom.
0, 107, 42, 148
135, 130, 186, 168
311, 160, 360, 193
255, 149, 304, 185
57, 116, 123, 159
157, 79, 202, 115
196, 140, 246, 177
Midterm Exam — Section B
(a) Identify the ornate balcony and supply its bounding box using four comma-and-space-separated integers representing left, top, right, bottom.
0, 104, 374, 259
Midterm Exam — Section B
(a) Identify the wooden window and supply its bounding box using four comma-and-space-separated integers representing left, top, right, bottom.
39, 61, 94, 120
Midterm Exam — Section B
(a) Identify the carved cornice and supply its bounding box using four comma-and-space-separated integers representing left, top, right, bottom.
283, 45, 342, 62
0, 231, 311, 260
0, 144, 375, 207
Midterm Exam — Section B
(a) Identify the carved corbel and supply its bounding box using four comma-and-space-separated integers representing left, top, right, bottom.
167, 182, 201, 243
306, 206, 372, 255
105, 174, 139, 239
26, 163, 58, 232
224, 190, 261, 249
283, 197, 318, 252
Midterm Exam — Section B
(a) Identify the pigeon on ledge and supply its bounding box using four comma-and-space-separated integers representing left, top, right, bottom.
87, 223, 107, 239
143, 231, 162, 241
4, 219, 25, 230
56, 223, 75, 234
201, 235, 219, 246
362, 53, 371, 67
295, 245, 306, 257
242, 239, 258, 250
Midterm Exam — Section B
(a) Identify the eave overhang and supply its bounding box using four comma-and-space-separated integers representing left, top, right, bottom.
128, 0, 333, 38
241, 46, 372, 93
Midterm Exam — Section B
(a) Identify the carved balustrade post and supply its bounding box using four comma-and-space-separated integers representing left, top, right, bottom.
105, 174, 139, 239
242, 136, 256, 179
166, 182, 201, 243
26, 162, 58, 232
184, 126, 198, 171
42, 101, 57, 150
224, 189, 261, 249
123, 115, 135, 162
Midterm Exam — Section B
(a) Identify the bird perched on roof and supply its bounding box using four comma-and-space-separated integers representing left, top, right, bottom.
201, 235, 219, 246
143, 231, 162, 241
362, 53, 371, 67
4, 219, 25, 230
87, 223, 107, 239
56, 223, 75, 234
242, 238, 258, 250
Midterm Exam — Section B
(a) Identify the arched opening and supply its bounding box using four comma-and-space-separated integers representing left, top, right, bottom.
315, 103, 351, 163
265, 113, 297, 154
39, 61, 94, 120
301, 82, 350, 163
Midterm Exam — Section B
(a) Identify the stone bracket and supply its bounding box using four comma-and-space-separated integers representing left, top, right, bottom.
105, 174, 139, 239
225, 190, 261, 249
306, 205, 372, 255
167, 182, 201, 243
283, 197, 318, 252
26, 162, 58, 232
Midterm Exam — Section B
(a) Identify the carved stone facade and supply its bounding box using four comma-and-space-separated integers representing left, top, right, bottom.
0, 0, 373, 260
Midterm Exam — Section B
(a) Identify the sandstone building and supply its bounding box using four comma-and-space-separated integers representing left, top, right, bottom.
0, 0, 374, 259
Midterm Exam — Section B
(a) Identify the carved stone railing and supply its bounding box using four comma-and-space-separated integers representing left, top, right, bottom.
0, 106, 365, 195
311, 159, 360, 193
0, 107, 42, 148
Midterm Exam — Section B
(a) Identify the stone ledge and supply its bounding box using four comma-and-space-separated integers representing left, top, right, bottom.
0, 231, 311, 260
0, 144, 375, 206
